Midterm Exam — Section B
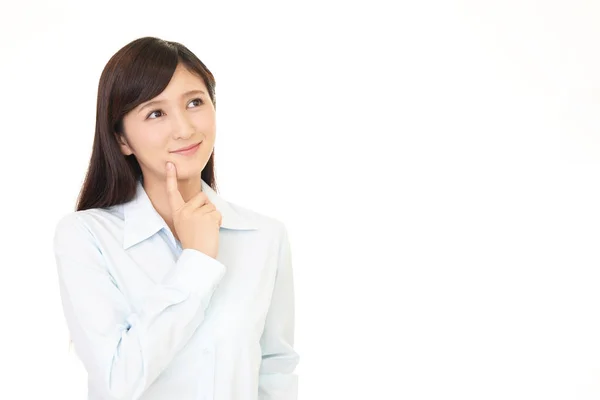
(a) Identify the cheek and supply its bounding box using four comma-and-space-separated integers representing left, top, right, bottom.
131, 135, 168, 162
196, 110, 216, 131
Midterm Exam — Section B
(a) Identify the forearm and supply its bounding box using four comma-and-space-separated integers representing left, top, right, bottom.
257, 224, 299, 399
59, 248, 225, 399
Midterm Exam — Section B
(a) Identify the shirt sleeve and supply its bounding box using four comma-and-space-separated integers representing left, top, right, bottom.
53, 213, 225, 400
258, 224, 300, 400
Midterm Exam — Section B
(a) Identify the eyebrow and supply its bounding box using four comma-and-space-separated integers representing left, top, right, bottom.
137, 89, 207, 114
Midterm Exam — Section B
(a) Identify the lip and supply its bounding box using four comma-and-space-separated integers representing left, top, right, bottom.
170, 141, 202, 154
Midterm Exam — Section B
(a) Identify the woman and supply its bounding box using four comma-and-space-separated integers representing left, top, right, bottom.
53, 36, 299, 400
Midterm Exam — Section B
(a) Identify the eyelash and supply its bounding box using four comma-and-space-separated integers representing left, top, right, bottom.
145, 98, 204, 120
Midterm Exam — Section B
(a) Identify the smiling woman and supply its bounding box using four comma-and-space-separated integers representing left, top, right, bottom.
78, 39, 219, 210
53, 37, 299, 400
115, 61, 217, 213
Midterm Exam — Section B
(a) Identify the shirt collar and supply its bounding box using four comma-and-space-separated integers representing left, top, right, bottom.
122, 178, 258, 249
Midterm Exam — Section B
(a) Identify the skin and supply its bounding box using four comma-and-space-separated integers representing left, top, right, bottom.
118, 63, 216, 240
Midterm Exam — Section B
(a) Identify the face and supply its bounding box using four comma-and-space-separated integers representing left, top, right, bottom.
119, 63, 216, 182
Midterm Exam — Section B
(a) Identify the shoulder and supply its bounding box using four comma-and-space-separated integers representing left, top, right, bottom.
53, 206, 123, 245
226, 200, 290, 241
226, 202, 294, 270
54, 205, 122, 230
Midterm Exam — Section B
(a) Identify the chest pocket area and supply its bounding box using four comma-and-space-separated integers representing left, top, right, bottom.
114, 236, 180, 314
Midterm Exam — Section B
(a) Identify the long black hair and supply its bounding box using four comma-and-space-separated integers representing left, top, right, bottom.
76, 36, 218, 211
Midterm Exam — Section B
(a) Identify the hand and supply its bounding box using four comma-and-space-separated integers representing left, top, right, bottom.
165, 162, 222, 259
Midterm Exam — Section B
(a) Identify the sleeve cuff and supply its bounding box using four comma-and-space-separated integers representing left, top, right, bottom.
160, 248, 226, 296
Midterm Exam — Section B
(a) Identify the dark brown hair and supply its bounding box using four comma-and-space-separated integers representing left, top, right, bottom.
76, 37, 218, 211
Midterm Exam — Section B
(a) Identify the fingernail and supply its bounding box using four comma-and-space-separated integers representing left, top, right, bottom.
166, 162, 172, 170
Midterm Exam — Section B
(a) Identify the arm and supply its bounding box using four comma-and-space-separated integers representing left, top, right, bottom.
258, 224, 300, 400
54, 214, 224, 400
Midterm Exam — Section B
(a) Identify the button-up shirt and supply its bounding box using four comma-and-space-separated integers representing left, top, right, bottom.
53, 178, 299, 399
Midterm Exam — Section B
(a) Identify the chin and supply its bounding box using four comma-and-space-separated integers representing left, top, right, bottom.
171, 162, 204, 179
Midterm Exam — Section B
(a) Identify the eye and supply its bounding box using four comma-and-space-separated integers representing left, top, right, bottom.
146, 110, 164, 119
145, 98, 204, 120
188, 97, 204, 108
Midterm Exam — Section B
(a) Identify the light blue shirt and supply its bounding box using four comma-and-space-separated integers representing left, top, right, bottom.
53, 178, 299, 400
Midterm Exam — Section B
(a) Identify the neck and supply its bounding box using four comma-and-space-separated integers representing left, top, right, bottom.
141, 172, 203, 239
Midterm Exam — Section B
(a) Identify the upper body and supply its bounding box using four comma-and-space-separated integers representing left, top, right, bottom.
53, 177, 299, 399
57, 36, 298, 399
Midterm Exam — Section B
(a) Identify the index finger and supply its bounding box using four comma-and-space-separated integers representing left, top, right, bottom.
165, 162, 185, 212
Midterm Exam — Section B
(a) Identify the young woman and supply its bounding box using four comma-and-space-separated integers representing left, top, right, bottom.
53, 36, 299, 400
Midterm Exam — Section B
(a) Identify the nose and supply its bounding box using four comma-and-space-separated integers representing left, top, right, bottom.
171, 110, 195, 140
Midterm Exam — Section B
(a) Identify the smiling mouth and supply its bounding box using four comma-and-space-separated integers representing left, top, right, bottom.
171, 142, 202, 154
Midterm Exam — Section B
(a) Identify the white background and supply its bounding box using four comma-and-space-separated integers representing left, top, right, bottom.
1, 0, 600, 398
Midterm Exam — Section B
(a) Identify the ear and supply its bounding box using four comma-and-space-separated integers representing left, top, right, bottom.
116, 133, 133, 156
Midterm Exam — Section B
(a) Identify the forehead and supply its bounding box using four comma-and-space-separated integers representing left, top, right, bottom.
162, 64, 207, 93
